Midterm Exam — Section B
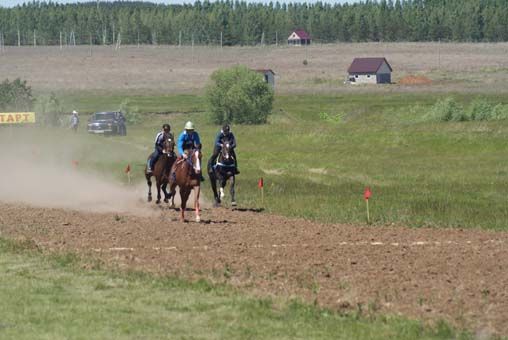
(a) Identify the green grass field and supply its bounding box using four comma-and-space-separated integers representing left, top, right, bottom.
3, 91, 505, 338
52, 92, 508, 230
0, 238, 467, 340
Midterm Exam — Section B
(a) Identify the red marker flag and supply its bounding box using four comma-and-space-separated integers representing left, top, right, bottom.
71, 160, 79, 168
258, 177, 264, 188
125, 164, 131, 173
364, 187, 372, 200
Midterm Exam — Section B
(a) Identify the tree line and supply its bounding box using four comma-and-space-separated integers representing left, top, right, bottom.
0, 0, 507, 46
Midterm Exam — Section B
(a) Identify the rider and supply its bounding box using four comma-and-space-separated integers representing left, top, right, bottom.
177, 121, 205, 181
147, 123, 173, 174
207, 123, 240, 175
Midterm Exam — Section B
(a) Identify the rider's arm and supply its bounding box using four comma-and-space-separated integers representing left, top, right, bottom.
194, 132, 201, 149
214, 133, 222, 148
229, 133, 237, 149
177, 132, 185, 155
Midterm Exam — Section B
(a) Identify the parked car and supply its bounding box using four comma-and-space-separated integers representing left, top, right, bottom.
87, 111, 126, 135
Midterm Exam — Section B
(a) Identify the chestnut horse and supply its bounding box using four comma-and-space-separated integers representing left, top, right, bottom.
208, 141, 236, 207
168, 149, 202, 222
144, 138, 176, 204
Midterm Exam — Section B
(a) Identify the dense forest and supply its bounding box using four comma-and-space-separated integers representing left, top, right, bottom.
0, 0, 507, 46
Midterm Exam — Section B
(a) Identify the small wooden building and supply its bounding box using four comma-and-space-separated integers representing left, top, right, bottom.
287, 29, 311, 46
254, 69, 276, 88
347, 57, 392, 84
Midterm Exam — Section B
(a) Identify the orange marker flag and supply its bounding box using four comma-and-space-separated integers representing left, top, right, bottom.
258, 177, 264, 205
72, 160, 79, 168
125, 164, 131, 184
364, 187, 372, 224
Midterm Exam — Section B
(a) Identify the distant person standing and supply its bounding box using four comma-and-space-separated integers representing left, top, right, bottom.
117, 112, 127, 136
70, 110, 79, 133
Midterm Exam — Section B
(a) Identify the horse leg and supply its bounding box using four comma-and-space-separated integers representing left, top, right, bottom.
155, 177, 162, 204
194, 185, 201, 223
162, 182, 170, 203
169, 181, 177, 209
220, 176, 227, 199
230, 176, 236, 206
209, 171, 220, 206
146, 174, 153, 202
179, 188, 190, 222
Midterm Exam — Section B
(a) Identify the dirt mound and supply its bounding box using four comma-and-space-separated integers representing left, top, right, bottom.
398, 75, 432, 85
1, 202, 507, 337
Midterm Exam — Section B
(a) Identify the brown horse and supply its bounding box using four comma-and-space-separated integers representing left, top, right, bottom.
168, 148, 202, 222
145, 138, 176, 205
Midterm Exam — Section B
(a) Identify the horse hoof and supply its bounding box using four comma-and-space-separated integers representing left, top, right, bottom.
147, 197, 152, 202
170, 204, 175, 209
196, 216, 201, 223
213, 202, 220, 208
164, 199, 169, 203
231, 201, 237, 207
156, 200, 161, 204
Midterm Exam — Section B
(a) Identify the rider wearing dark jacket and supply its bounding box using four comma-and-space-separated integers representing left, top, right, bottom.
147, 124, 173, 173
207, 124, 240, 174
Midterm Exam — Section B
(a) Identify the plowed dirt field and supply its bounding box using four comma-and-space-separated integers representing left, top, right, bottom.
1, 202, 507, 336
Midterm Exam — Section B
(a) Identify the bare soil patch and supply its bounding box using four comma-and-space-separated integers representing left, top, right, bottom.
1, 202, 507, 337
399, 75, 433, 85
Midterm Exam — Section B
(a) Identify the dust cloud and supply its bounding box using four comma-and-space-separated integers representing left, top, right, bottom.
0, 134, 154, 216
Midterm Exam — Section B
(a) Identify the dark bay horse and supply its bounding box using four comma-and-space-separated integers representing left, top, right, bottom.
145, 138, 176, 204
208, 141, 236, 207
168, 149, 202, 222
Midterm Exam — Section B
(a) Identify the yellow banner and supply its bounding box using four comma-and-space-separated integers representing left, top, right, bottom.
0, 112, 36, 124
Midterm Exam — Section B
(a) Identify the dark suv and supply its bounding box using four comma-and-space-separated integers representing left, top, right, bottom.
87, 111, 126, 135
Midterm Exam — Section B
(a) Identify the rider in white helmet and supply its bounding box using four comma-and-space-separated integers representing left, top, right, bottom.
177, 121, 205, 181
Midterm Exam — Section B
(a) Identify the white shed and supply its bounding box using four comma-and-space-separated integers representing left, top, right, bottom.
347, 58, 392, 84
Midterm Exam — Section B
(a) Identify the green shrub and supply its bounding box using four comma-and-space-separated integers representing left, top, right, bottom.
119, 99, 140, 125
468, 98, 494, 121
206, 65, 274, 125
0, 78, 34, 111
34, 93, 64, 127
425, 97, 463, 122
492, 104, 508, 120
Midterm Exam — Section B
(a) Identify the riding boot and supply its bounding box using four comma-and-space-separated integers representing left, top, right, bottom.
147, 159, 153, 174
234, 159, 240, 175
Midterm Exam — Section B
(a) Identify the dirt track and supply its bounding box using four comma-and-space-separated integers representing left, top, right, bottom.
0, 202, 507, 336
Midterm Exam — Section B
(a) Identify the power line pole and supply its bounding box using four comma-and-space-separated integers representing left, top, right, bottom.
33, 29, 36, 47
179, 30, 182, 48
220, 31, 222, 48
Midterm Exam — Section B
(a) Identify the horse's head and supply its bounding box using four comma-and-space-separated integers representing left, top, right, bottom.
219, 141, 234, 165
190, 148, 202, 175
163, 136, 175, 155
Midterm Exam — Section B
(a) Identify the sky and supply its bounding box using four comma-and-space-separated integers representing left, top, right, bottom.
1, 0, 358, 7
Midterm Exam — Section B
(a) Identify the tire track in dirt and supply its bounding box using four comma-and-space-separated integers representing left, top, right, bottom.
0, 202, 507, 337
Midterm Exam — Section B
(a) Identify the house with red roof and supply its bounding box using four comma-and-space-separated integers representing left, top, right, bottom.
347, 57, 392, 84
287, 29, 311, 46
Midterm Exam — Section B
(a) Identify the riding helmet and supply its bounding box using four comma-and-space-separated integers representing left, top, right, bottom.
162, 123, 170, 130
222, 124, 230, 133
184, 121, 194, 130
